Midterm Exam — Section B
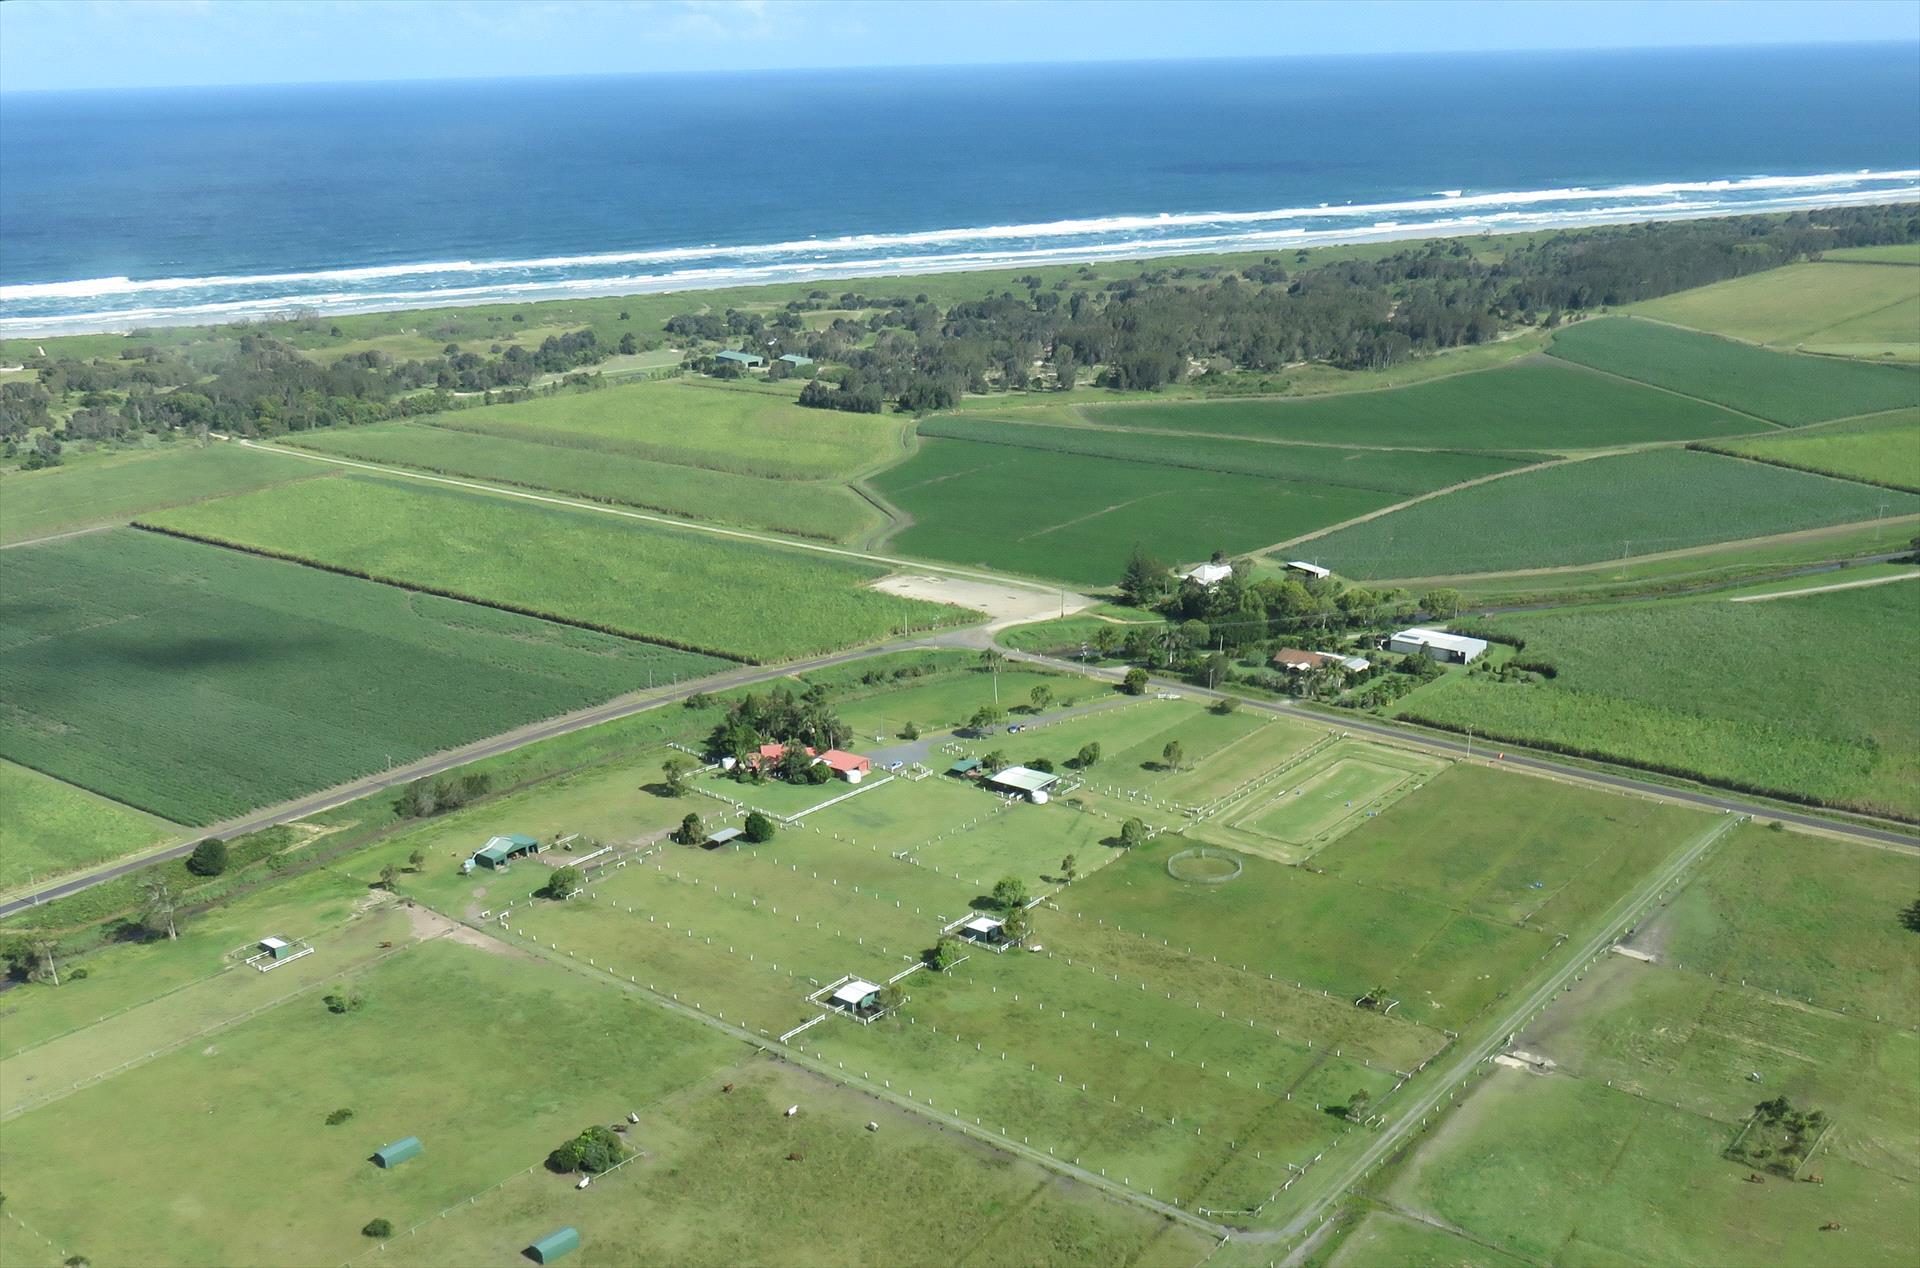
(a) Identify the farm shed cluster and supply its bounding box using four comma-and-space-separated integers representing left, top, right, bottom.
738, 743, 873, 783
1271, 648, 1370, 673
1388, 627, 1489, 664
984, 765, 1059, 803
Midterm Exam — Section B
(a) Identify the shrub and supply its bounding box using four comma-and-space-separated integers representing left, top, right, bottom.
1122, 668, 1149, 695
743, 811, 775, 843
547, 1124, 627, 1174
323, 991, 364, 1014
362, 1219, 393, 1239
326, 1107, 355, 1125
185, 838, 229, 877
542, 865, 583, 900
671, 813, 705, 845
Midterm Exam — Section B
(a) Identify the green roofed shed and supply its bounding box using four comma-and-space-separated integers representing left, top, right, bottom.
474, 834, 540, 869
528, 1226, 581, 1263
373, 1136, 422, 1168
948, 758, 982, 775
714, 349, 764, 367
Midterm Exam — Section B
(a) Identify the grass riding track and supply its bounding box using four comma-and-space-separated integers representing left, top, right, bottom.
1398, 583, 1920, 820
1299, 448, 1920, 578
0, 529, 728, 824
1547, 317, 1920, 425
140, 474, 967, 663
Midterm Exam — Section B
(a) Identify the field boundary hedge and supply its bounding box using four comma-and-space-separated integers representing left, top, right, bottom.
1686, 441, 1920, 496
129, 521, 756, 665
1394, 710, 1913, 825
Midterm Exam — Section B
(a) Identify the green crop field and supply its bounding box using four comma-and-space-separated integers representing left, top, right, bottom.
871, 437, 1390, 586
1299, 448, 1920, 579
0, 442, 321, 544
918, 415, 1526, 492
1823, 242, 1920, 265
1547, 317, 1920, 425
1398, 584, 1920, 818
0, 529, 729, 824
140, 474, 967, 662
1703, 408, 1920, 491
0, 760, 179, 890
414, 377, 904, 481
1629, 261, 1920, 359
285, 422, 880, 541
1078, 359, 1755, 450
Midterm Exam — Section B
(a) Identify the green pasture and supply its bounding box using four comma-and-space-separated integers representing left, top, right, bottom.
0, 530, 727, 824
0, 441, 320, 544
0, 939, 742, 1268
919, 415, 1526, 492
697, 767, 887, 820
1547, 317, 1920, 425
1629, 261, 1920, 360
0, 760, 178, 890
1521, 957, 1919, 1177
1640, 822, 1920, 1021
416, 377, 903, 481
1078, 359, 1753, 450
376, 1059, 1211, 1268
1389, 1069, 1917, 1267
1398, 583, 1920, 818
0, 868, 378, 1060
1320, 765, 1710, 931
1053, 837, 1553, 1027
1302, 448, 1920, 579
1322, 1212, 1532, 1268
798, 944, 1396, 1210
1704, 407, 1920, 491
871, 437, 1389, 586
141, 474, 967, 662
833, 665, 1088, 740
285, 421, 880, 541
1823, 243, 1920, 265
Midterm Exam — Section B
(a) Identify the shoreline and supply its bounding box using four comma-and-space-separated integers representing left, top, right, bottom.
4, 185, 1918, 340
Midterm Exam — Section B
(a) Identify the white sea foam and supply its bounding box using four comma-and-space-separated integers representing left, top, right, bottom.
3, 169, 1915, 336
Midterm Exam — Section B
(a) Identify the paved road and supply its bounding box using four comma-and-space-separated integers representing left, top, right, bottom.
10, 629, 1914, 920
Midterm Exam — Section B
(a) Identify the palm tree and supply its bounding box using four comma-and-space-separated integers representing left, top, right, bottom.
979, 648, 1006, 704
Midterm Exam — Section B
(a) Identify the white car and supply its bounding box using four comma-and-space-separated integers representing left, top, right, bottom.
887, 760, 905, 772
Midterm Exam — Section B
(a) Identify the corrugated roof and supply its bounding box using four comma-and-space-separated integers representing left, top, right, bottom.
831, 979, 881, 1005
1393, 628, 1489, 656
708, 827, 744, 844
963, 916, 1003, 934
948, 758, 982, 773
986, 765, 1058, 794
819, 749, 869, 771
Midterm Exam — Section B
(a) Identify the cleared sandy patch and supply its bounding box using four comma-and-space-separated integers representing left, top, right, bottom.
872, 572, 1094, 629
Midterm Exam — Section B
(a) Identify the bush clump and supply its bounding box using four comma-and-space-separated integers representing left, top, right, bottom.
362, 1219, 393, 1239
547, 1124, 627, 1174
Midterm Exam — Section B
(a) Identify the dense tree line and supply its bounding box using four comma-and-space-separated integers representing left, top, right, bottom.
677, 203, 1918, 413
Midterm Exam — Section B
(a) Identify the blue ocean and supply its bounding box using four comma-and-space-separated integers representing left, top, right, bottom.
2, 44, 1917, 334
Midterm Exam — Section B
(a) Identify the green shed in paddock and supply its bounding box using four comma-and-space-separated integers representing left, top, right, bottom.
528, 1226, 581, 1263
372, 1136, 422, 1168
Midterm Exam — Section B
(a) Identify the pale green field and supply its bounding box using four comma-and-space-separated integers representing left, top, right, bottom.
0, 442, 320, 544
1705, 407, 1920, 490
416, 377, 906, 481
1823, 242, 1920, 265
0, 761, 179, 891
1631, 262, 1920, 359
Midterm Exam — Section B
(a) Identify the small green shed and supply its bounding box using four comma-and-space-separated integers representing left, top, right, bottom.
474, 834, 540, 870
527, 1226, 581, 1263
373, 1136, 423, 1168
